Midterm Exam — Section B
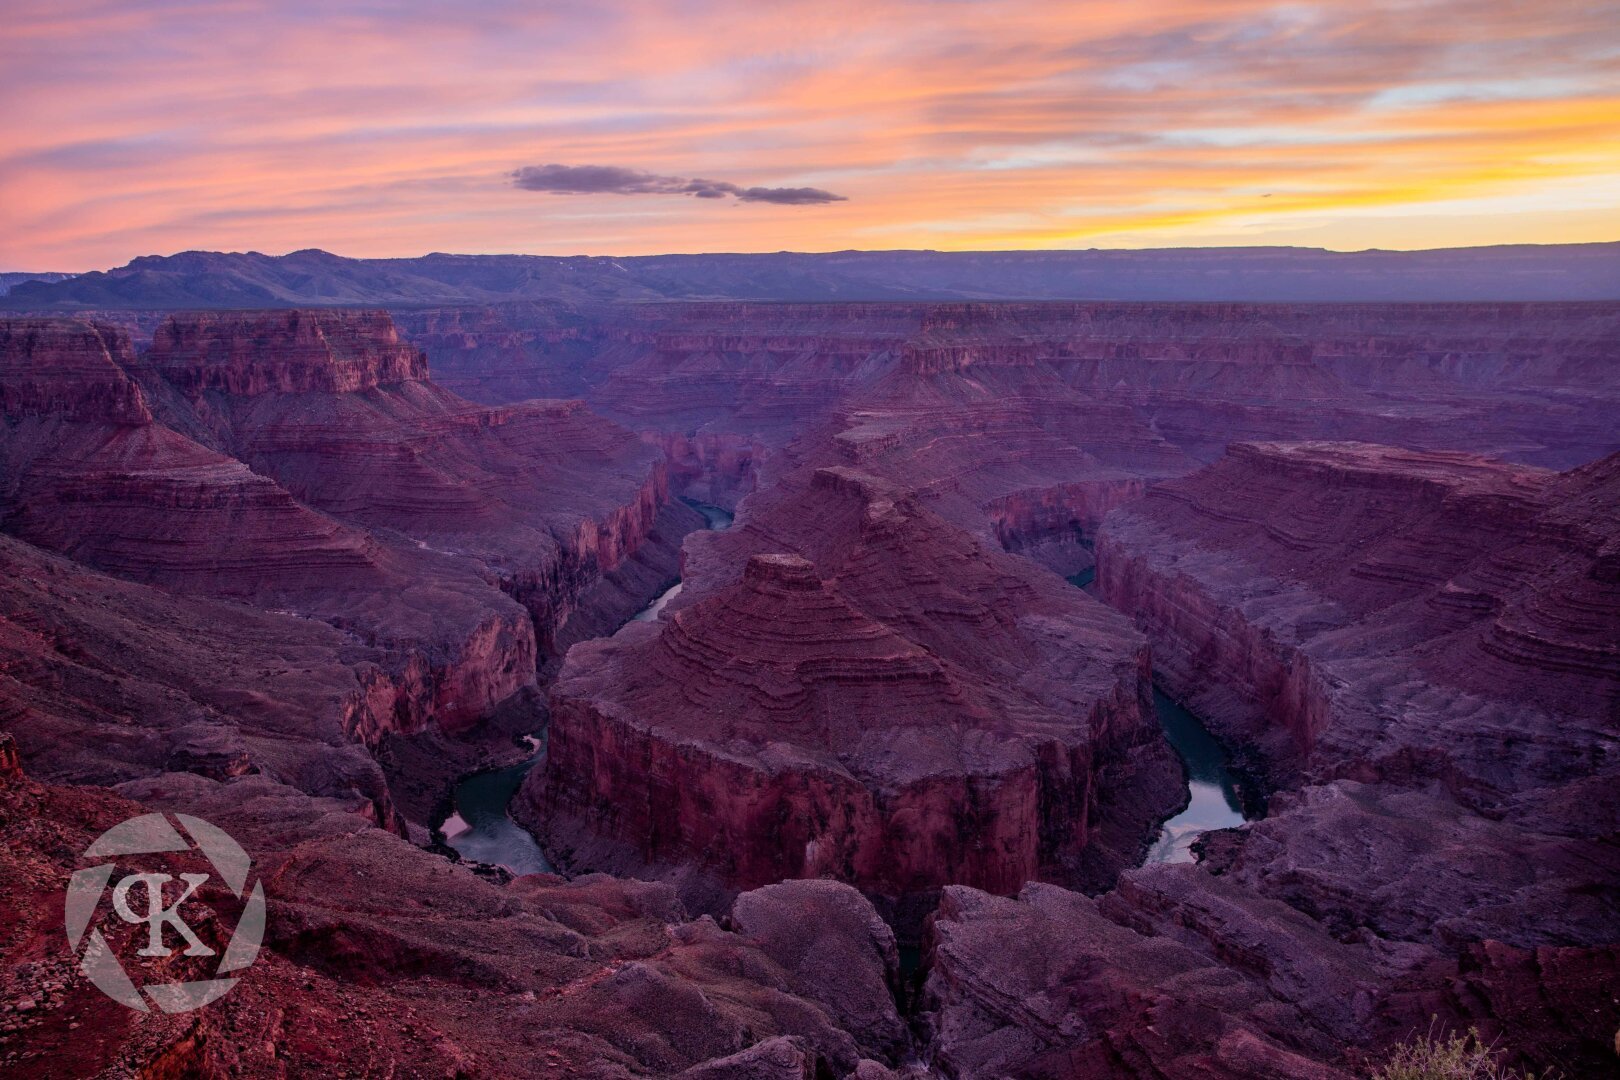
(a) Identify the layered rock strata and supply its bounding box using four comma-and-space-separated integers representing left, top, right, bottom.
523, 466, 1180, 917
0, 307, 692, 861
0, 316, 536, 741
133, 309, 669, 657
1097, 441, 1619, 803
916, 442, 1620, 1078
0, 531, 408, 828
405, 300, 1620, 474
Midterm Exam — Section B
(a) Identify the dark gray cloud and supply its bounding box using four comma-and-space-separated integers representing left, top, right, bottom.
511, 164, 845, 205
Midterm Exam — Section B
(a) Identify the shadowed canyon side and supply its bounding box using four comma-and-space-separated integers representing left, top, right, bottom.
0, 311, 671, 788
399, 300, 1620, 589
1096, 441, 1620, 800
134, 308, 669, 658
917, 443, 1620, 1079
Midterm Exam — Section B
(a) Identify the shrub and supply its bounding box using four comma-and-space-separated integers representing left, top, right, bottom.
1372, 1025, 1548, 1080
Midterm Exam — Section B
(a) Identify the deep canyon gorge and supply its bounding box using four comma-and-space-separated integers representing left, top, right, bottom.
1, 260, 1617, 1078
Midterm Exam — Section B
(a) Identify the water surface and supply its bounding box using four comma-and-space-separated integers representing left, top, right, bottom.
682, 498, 736, 531
1062, 569, 1247, 863
1143, 689, 1247, 863
437, 500, 734, 873
440, 747, 552, 874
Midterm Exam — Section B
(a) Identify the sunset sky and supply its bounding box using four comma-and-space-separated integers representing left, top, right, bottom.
3, 0, 1618, 270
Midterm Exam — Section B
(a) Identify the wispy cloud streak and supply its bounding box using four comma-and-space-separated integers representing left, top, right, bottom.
511, 164, 845, 204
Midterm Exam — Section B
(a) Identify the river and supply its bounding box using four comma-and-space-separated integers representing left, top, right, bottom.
441, 511, 1235, 874
435, 499, 734, 873
1065, 567, 1247, 863
1142, 688, 1247, 863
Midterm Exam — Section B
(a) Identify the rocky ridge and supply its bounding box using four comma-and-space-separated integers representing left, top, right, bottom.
916, 442, 1620, 1078
10, 244, 1620, 308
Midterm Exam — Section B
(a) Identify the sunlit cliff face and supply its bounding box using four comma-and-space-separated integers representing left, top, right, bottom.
2, 0, 1618, 269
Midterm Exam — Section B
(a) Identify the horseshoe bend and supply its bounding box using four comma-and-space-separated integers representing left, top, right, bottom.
1, 266, 1618, 1077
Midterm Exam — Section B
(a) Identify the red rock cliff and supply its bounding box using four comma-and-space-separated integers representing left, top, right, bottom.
138, 308, 672, 660
525, 465, 1180, 915
144, 308, 428, 393
1096, 440, 1617, 811
919, 440, 1620, 1080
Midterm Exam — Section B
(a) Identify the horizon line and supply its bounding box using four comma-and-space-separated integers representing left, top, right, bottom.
10, 237, 1620, 277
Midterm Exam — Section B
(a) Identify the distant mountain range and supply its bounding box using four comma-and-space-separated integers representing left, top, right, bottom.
6, 243, 1618, 308
0, 272, 75, 297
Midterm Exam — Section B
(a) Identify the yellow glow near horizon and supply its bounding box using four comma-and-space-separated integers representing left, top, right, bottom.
2, 0, 1617, 269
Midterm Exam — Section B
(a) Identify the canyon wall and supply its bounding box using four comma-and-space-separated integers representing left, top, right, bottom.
402, 300, 1620, 473
522, 465, 1181, 922
0, 311, 677, 791
1096, 441, 1617, 805
915, 441, 1620, 1078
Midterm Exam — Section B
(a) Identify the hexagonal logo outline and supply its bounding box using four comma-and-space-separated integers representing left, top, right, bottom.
65, 812, 265, 1013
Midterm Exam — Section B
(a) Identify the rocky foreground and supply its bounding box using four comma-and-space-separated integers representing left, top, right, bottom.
1, 759, 918, 1077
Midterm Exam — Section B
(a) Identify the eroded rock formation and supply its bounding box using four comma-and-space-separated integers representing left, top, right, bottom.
0, 766, 907, 1076
405, 300, 1620, 473
918, 442, 1620, 1079
1097, 441, 1620, 803
134, 308, 669, 657
0, 310, 678, 825
523, 466, 1180, 919
5, 290, 1618, 1078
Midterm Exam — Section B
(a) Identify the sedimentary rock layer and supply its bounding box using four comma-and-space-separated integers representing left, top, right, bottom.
0, 531, 406, 828
404, 300, 1620, 474
134, 308, 670, 657
0, 316, 538, 741
1097, 441, 1620, 807
0, 309, 683, 781
524, 466, 1179, 914
917, 441, 1620, 1079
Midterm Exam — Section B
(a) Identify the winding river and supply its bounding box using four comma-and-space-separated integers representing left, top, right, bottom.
435, 499, 734, 873
1142, 688, 1247, 863
1066, 565, 1247, 863
440, 511, 1241, 875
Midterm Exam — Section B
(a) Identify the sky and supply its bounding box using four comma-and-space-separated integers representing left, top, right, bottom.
3, 0, 1619, 270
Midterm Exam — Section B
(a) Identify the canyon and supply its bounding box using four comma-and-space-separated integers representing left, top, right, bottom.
922, 442, 1620, 1078
1, 289, 1616, 1077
